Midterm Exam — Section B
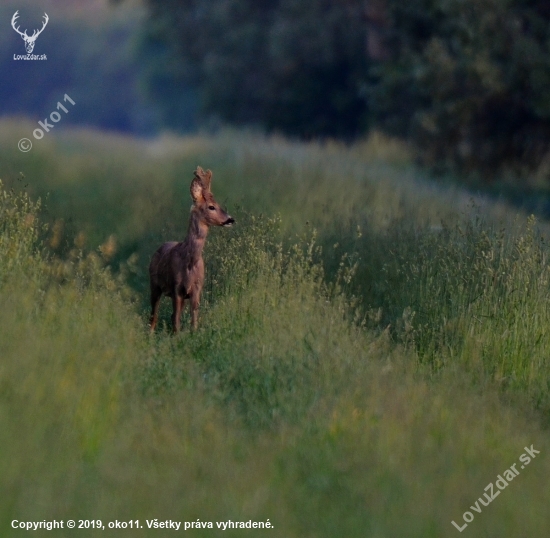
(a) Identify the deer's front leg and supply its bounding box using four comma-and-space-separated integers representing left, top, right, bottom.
171, 294, 185, 334
190, 262, 204, 331
190, 291, 200, 331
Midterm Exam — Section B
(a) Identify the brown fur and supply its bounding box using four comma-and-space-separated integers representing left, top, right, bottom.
149, 166, 234, 333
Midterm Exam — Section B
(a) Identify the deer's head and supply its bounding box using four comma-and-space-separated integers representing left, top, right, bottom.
190, 166, 235, 227
12, 11, 49, 54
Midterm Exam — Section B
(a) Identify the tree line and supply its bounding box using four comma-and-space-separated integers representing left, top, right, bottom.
138, 0, 550, 179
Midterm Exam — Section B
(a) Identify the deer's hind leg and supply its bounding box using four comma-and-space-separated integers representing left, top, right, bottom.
149, 285, 162, 333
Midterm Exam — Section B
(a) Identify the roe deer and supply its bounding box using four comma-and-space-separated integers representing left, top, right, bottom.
149, 166, 235, 333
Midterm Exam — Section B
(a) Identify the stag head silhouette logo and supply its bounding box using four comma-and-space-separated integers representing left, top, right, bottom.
11, 11, 49, 54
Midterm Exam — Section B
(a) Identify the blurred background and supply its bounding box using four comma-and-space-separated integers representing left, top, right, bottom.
2, 0, 550, 189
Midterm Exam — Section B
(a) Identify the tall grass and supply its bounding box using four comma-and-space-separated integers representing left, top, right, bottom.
2, 121, 550, 536
386, 214, 550, 413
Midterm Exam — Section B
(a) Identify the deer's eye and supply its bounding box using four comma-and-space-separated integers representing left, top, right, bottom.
208, 205, 216, 211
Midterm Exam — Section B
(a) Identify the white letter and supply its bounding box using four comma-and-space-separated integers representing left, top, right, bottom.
451, 520, 468, 532
485, 482, 500, 500
524, 445, 540, 458
503, 469, 515, 481
470, 500, 482, 513
478, 495, 491, 507
495, 474, 508, 490
519, 453, 531, 466
38, 118, 53, 132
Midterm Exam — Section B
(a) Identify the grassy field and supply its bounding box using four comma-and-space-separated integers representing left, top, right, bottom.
1, 119, 550, 536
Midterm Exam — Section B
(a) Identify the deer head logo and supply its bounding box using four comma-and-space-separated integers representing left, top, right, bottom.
11, 11, 49, 54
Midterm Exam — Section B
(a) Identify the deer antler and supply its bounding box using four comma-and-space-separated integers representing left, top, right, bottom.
30, 13, 49, 39
11, 11, 27, 38
11, 11, 49, 39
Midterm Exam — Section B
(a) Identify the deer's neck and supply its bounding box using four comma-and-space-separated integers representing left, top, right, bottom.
184, 210, 208, 263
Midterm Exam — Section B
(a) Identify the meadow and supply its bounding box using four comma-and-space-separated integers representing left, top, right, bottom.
1, 119, 550, 536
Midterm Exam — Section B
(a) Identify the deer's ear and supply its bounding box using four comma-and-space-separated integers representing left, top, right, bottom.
203, 169, 212, 192
190, 178, 204, 204
194, 166, 212, 193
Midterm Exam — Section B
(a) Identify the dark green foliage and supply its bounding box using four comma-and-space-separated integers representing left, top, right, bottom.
138, 0, 550, 177
140, 0, 369, 138
371, 0, 550, 177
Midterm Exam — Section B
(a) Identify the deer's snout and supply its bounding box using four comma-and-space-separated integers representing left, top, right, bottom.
222, 217, 235, 227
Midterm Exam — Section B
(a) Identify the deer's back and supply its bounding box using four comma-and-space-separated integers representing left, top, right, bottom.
149, 242, 179, 293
